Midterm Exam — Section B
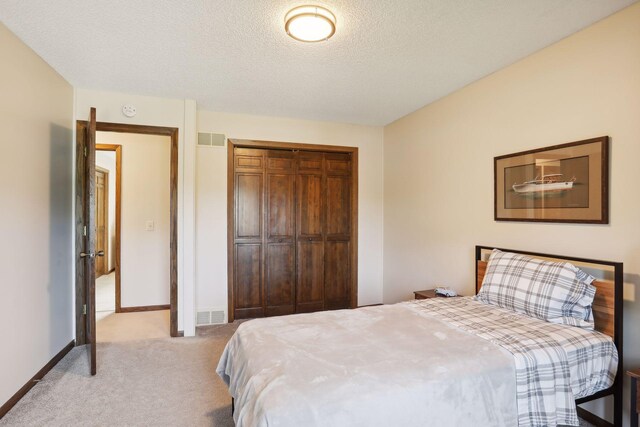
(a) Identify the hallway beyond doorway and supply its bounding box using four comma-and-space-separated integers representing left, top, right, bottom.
96, 272, 115, 322
97, 311, 170, 342
96, 272, 169, 342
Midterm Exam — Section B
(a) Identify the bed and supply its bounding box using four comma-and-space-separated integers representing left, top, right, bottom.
217, 246, 623, 426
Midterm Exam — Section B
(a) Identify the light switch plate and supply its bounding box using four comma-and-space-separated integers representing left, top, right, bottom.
145, 220, 155, 231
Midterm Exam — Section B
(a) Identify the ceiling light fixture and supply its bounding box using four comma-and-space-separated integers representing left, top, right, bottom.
285, 5, 336, 42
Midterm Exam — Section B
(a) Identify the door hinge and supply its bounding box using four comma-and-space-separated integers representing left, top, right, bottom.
83, 304, 87, 315
83, 225, 87, 236
84, 146, 87, 157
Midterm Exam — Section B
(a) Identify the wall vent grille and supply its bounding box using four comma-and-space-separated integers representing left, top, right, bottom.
210, 310, 225, 324
196, 309, 225, 326
196, 311, 210, 325
197, 132, 226, 147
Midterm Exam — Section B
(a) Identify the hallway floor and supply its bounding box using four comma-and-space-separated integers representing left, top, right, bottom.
97, 310, 170, 343
95, 271, 115, 322
95, 271, 170, 342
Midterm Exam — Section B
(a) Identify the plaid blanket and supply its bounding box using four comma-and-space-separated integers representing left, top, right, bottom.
407, 297, 617, 427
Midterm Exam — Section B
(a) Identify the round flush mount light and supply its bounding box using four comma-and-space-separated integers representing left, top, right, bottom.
285, 5, 336, 42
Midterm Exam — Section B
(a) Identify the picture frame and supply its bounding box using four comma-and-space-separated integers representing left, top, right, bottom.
494, 136, 609, 224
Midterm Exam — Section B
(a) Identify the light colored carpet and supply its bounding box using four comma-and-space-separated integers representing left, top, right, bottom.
0, 317, 598, 427
0, 324, 238, 427
97, 310, 169, 343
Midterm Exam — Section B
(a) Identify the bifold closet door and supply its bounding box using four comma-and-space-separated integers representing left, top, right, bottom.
232, 145, 354, 320
233, 148, 265, 319
324, 153, 352, 310
296, 152, 325, 313
265, 150, 296, 316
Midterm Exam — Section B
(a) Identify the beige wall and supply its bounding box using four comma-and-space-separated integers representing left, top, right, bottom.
196, 111, 385, 319
0, 23, 74, 406
96, 132, 171, 307
383, 3, 640, 422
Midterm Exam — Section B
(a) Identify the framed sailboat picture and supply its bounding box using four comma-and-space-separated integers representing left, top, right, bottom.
494, 136, 609, 223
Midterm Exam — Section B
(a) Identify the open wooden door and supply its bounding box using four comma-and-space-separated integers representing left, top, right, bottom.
80, 107, 100, 375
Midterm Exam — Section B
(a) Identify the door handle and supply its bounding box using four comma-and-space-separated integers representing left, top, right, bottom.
81, 251, 104, 258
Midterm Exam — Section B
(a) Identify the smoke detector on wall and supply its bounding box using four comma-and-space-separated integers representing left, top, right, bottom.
122, 104, 137, 118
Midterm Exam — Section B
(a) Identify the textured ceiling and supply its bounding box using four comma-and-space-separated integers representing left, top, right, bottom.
0, 0, 636, 125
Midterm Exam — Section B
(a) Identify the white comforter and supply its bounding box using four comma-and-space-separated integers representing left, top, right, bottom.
217, 302, 518, 427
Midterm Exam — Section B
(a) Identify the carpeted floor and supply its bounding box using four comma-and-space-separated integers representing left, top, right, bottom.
1, 317, 598, 427
0, 323, 239, 427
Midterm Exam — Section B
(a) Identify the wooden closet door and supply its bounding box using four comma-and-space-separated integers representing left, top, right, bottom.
265, 151, 296, 316
296, 152, 324, 313
324, 153, 352, 310
234, 148, 265, 319
230, 141, 357, 321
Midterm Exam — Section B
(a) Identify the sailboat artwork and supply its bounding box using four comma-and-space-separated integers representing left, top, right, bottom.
512, 174, 577, 197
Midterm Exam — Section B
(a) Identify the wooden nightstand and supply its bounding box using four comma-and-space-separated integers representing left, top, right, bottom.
414, 289, 460, 299
628, 369, 640, 427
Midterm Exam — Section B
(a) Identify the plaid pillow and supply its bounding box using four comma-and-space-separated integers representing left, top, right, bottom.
475, 249, 596, 329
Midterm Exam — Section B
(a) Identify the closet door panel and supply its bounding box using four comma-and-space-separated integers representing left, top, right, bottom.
235, 148, 264, 171
235, 243, 263, 318
326, 175, 351, 236
297, 174, 323, 238
266, 243, 295, 316
298, 156, 322, 171
267, 173, 295, 239
296, 241, 324, 312
236, 173, 262, 239
325, 153, 351, 310
267, 156, 295, 171
326, 154, 351, 175
265, 150, 296, 316
296, 152, 324, 313
233, 148, 265, 319
324, 241, 350, 310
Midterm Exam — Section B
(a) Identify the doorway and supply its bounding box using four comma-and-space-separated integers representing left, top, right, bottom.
95, 146, 120, 322
95, 166, 109, 278
94, 134, 173, 340
75, 121, 180, 353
